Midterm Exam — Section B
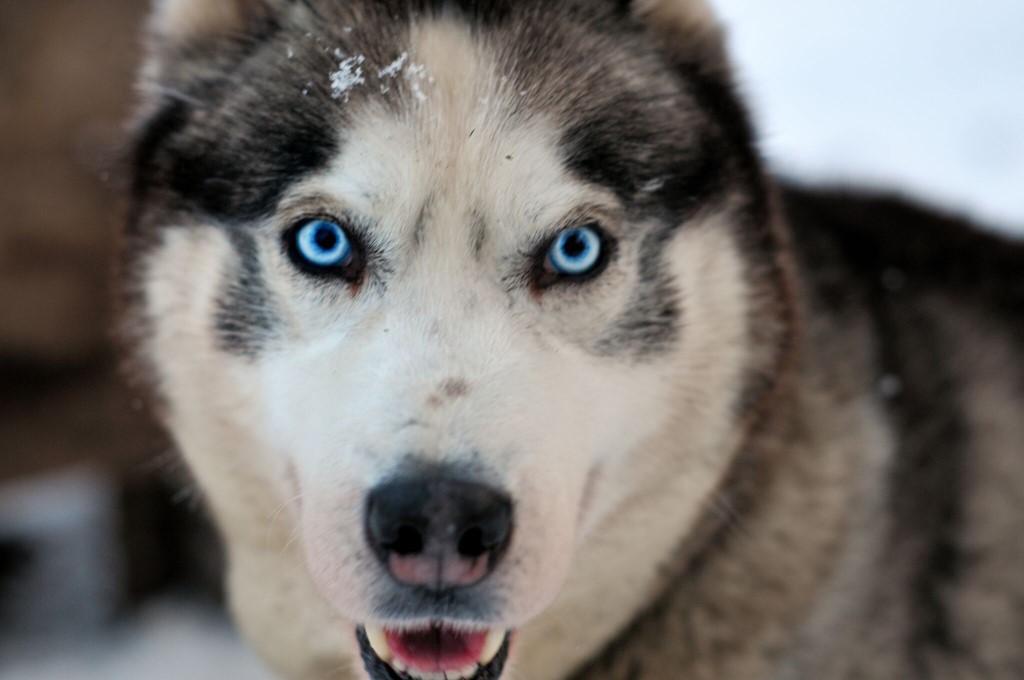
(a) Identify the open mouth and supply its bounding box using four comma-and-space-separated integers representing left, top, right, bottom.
357, 624, 512, 680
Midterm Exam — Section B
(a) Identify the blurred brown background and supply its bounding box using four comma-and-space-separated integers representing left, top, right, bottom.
0, 0, 156, 478
0, 0, 227, 660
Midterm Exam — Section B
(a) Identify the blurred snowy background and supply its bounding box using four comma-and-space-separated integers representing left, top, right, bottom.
1, 2, 1021, 680
716, 0, 1024, 235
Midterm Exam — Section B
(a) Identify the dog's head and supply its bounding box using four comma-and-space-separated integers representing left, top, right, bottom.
125, 1, 791, 678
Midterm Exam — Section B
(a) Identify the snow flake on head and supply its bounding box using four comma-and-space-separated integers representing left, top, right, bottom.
378, 52, 410, 80
325, 46, 434, 103
330, 54, 366, 100
374, 52, 430, 101
404, 61, 428, 102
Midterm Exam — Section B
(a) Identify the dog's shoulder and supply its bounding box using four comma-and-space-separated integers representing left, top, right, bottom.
780, 183, 1024, 677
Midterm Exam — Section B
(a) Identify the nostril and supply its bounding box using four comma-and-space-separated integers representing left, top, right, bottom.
458, 500, 512, 559
389, 525, 424, 556
457, 527, 487, 558
366, 479, 431, 560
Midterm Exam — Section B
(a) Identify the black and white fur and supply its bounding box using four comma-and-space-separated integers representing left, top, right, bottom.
122, 1, 1024, 678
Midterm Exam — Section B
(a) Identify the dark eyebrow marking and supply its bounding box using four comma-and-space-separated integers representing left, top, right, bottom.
163, 109, 340, 224
561, 109, 727, 223
560, 114, 648, 204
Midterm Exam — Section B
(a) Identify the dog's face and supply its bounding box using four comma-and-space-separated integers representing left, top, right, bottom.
127, 1, 784, 678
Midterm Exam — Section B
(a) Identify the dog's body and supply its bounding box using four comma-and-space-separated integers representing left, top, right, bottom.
122, 1, 1024, 678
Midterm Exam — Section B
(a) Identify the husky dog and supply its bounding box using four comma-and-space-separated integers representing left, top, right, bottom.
122, 1, 1024, 678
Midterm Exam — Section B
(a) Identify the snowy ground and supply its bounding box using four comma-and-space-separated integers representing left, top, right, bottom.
715, 0, 1024, 234
0, 600, 276, 680
6, 3, 1022, 680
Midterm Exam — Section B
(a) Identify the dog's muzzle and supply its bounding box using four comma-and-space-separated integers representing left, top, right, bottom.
358, 468, 516, 679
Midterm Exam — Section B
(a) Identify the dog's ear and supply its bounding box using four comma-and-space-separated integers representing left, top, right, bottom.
625, 0, 730, 75
151, 0, 276, 41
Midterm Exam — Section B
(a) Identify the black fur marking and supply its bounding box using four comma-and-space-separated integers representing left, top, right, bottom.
367, 0, 518, 27
561, 113, 644, 203
675, 61, 761, 175
596, 227, 682, 358
560, 107, 726, 224
133, 27, 345, 225
875, 304, 966, 671
426, 0, 516, 26
214, 229, 280, 356
612, 0, 635, 17
128, 97, 192, 231
161, 103, 339, 223
782, 186, 1024, 329
558, 57, 742, 225
651, 141, 728, 222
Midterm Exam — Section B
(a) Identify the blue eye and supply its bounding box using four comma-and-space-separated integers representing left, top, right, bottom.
547, 225, 603, 276
292, 219, 353, 269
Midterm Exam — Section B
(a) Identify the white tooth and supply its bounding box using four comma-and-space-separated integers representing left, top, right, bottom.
365, 626, 392, 662
390, 658, 407, 674
479, 629, 506, 665
454, 664, 479, 679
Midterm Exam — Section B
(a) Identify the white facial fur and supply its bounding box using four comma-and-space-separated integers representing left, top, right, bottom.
141, 15, 751, 679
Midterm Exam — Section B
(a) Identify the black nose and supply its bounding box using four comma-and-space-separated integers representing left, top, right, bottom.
366, 473, 513, 589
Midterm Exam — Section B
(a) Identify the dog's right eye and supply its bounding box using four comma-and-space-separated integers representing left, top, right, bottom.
286, 218, 362, 280
546, 225, 603, 276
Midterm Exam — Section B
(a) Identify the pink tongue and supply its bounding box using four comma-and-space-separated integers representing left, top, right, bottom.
385, 626, 489, 673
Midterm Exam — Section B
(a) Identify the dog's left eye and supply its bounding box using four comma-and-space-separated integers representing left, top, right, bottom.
546, 225, 604, 277
286, 218, 365, 281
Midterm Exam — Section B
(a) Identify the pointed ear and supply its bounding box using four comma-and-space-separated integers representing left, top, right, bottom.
629, 0, 730, 75
151, 0, 268, 41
